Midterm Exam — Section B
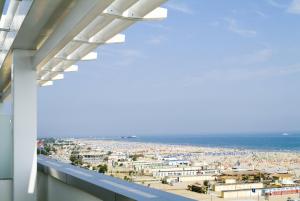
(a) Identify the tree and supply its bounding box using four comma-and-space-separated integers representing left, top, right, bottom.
69, 154, 83, 166
44, 145, 51, 153
129, 154, 144, 161
132, 155, 138, 161
242, 175, 249, 181
37, 148, 48, 156
98, 164, 108, 173
162, 179, 168, 184
52, 147, 57, 153
203, 180, 209, 186
124, 176, 131, 181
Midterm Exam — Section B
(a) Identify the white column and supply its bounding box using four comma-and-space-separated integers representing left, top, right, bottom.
12, 50, 37, 201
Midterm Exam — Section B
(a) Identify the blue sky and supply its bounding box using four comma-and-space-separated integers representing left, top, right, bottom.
38, 0, 300, 137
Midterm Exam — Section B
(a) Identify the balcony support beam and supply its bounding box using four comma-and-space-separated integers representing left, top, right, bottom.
12, 50, 37, 201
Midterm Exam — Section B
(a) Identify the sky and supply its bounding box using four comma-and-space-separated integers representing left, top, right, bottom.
38, 0, 300, 137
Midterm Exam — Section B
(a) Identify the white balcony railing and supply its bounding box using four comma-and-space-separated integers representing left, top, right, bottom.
0, 115, 12, 201
37, 156, 196, 201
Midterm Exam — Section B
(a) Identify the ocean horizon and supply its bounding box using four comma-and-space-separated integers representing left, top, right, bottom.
95, 133, 300, 152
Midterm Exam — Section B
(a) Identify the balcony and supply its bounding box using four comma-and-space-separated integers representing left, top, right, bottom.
0, 114, 195, 201
0, 0, 182, 200
37, 156, 195, 201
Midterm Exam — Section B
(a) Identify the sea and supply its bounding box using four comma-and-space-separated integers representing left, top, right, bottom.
114, 133, 300, 152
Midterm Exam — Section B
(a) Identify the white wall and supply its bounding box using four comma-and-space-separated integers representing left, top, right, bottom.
37, 172, 103, 201
214, 183, 264, 192
37, 172, 141, 201
0, 115, 12, 179
48, 178, 103, 201
222, 189, 263, 199
179, 175, 215, 182
0, 180, 12, 201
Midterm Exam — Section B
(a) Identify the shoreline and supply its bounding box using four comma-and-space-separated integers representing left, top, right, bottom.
71, 137, 300, 154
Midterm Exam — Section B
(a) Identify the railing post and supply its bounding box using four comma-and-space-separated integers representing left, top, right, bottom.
12, 49, 37, 201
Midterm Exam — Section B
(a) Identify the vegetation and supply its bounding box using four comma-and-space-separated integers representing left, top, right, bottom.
162, 179, 168, 184
124, 176, 132, 182
37, 144, 57, 156
242, 175, 249, 181
69, 154, 83, 166
41, 138, 56, 144
129, 154, 144, 161
129, 170, 135, 176
188, 184, 208, 194
98, 164, 108, 173
37, 148, 49, 156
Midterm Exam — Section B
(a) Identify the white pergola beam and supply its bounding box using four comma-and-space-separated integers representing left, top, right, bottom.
55, 51, 97, 61
34, 0, 168, 88
105, 7, 167, 21
41, 65, 78, 73
73, 33, 125, 45
143, 7, 168, 20
32, 0, 114, 70
51, 74, 64, 80
64, 65, 78, 72
105, 34, 125, 44
40, 81, 53, 87
0, 1, 32, 68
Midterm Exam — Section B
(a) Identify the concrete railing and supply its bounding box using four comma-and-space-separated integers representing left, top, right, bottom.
37, 156, 196, 201
0, 115, 12, 180
0, 179, 12, 201
0, 115, 12, 201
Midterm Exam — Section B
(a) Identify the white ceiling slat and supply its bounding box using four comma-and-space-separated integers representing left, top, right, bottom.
128, 0, 167, 18
52, 74, 64, 80
32, 0, 115, 70
80, 52, 98, 61
0, 0, 167, 94
36, 0, 168, 86
54, 51, 97, 62
104, 34, 125, 44
64, 65, 78, 72
40, 81, 53, 87
140, 7, 168, 20
107, 0, 139, 13
73, 33, 125, 45
0, 0, 32, 68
